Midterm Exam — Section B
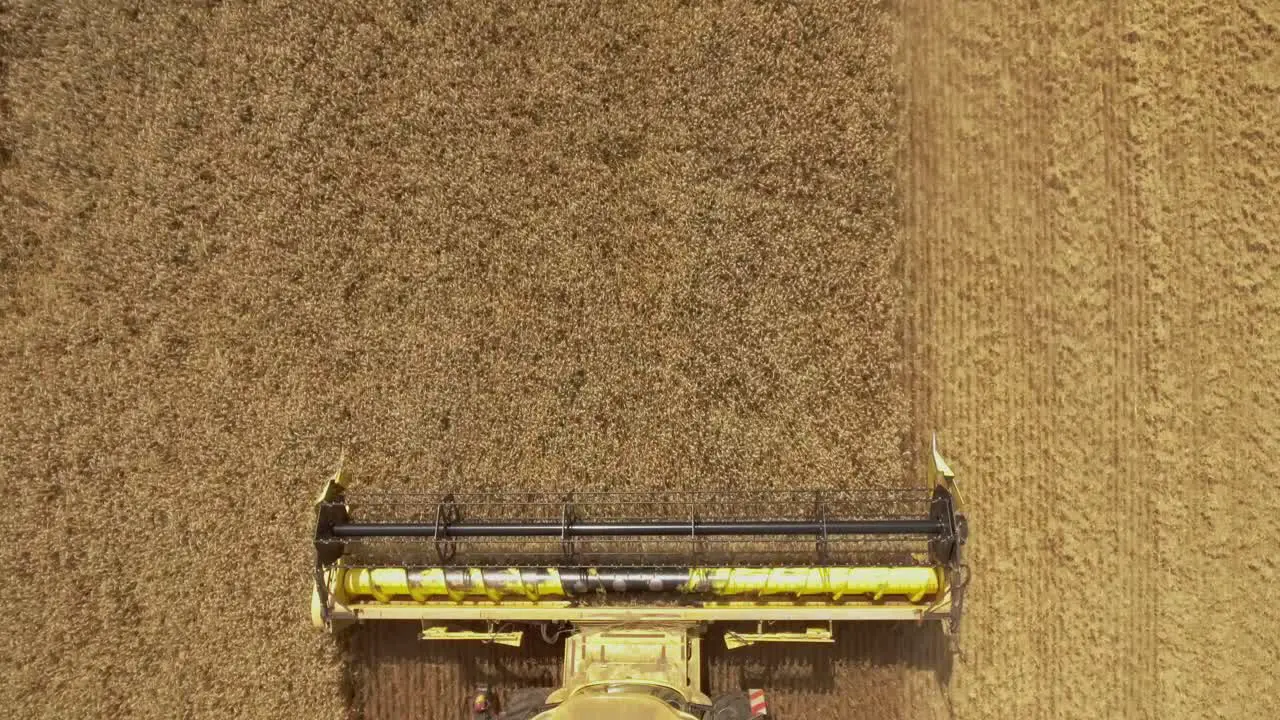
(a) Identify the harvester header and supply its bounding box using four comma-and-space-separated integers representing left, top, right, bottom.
312, 444, 968, 636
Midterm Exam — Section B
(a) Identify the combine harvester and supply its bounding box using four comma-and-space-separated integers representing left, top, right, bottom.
312, 440, 968, 719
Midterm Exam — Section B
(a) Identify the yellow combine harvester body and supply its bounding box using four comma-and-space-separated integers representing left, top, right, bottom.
312, 440, 967, 719
547, 626, 709, 720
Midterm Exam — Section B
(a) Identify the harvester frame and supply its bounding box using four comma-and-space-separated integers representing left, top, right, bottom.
311, 439, 968, 719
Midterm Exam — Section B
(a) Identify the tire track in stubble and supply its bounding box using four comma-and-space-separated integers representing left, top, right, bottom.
1025, 16, 1062, 719
1099, 0, 1156, 714
901, 7, 947, 717
995, 10, 1030, 716
903, 2, 1051, 717
1044, 4, 1106, 714
904, 2, 971, 713
1042, 1, 1155, 713
966, 5, 1024, 716
1171, 40, 1209, 715
1095, 0, 1157, 707
1158, 23, 1198, 714
1015, 9, 1059, 716
901, 4, 962, 712
906, 1, 1169, 717
899, 5, 953, 714
939, 1, 982, 712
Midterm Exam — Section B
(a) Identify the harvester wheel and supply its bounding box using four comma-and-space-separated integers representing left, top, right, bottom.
498, 687, 553, 720
708, 691, 754, 720
471, 685, 496, 720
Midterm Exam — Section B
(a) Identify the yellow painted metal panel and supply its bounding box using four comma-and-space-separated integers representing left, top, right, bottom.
336, 566, 939, 603
330, 602, 945, 624
341, 567, 568, 602
684, 566, 939, 602
722, 626, 834, 649
419, 626, 524, 647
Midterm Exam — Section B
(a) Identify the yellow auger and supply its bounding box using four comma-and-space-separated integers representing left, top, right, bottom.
335, 565, 940, 603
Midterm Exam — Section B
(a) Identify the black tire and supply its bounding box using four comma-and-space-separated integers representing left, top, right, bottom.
708, 692, 754, 720
499, 687, 555, 720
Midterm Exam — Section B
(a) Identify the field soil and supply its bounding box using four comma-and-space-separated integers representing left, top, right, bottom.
904, 0, 1280, 717
4, 1, 1280, 719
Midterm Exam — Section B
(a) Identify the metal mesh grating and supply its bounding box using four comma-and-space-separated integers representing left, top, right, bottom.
319, 487, 939, 568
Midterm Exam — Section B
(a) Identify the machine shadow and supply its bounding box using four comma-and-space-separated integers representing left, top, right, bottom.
703, 620, 953, 693
342, 621, 564, 716
340, 619, 953, 717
